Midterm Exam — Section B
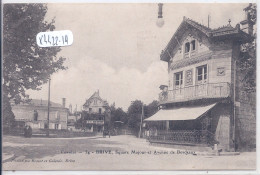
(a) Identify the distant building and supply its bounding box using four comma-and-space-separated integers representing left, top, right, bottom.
11, 99, 69, 130
83, 90, 109, 114
81, 90, 109, 132
145, 6, 256, 151
67, 115, 79, 131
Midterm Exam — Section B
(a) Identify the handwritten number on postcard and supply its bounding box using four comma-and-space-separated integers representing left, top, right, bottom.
36, 30, 73, 47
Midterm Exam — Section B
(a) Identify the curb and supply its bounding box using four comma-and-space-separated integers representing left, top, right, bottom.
195, 151, 240, 156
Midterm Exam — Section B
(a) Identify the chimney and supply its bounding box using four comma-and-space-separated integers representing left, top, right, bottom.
240, 3, 254, 36
62, 98, 66, 108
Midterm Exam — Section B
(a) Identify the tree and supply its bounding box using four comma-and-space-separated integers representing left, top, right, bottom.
2, 94, 15, 128
144, 100, 159, 119
111, 108, 128, 123
238, 3, 256, 92
127, 100, 143, 130
3, 4, 66, 126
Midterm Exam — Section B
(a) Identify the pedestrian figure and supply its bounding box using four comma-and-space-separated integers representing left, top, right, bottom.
103, 129, 110, 138
27, 125, 32, 138
24, 125, 28, 137
24, 125, 32, 138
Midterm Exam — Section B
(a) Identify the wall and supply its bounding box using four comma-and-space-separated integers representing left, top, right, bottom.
210, 103, 231, 151
168, 31, 233, 92
83, 98, 106, 114
168, 56, 232, 91
234, 58, 256, 151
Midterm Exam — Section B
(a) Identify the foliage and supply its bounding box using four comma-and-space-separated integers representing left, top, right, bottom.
246, 3, 257, 25
127, 100, 143, 129
3, 4, 66, 127
111, 108, 128, 124
75, 117, 83, 129
3, 4, 66, 103
127, 100, 159, 129
104, 108, 112, 129
2, 94, 16, 127
144, 100, 159, 119
238, 3, 257, 92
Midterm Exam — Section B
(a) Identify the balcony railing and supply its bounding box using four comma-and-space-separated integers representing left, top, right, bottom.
147, 130, 216, 146
159, 82, 230, 104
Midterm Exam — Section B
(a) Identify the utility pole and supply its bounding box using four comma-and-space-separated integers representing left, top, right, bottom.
138, 104, 144, 138
46, 78, 51, 137
208, 14, 210, 28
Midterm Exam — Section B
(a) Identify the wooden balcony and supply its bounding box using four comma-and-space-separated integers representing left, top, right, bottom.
159, 82, 231, 104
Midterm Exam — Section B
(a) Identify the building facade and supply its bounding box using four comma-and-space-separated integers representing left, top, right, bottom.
81, 90, 109, 132
145, 8, 256, 151
11, 99, 69, 130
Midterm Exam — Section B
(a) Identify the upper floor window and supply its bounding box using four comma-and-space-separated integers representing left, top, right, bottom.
174, 72, 183, 88
197, 65, 207, 83
99, 108, 102, 114
185, 43, 190, 53
89, 108, 92, 113
184, 40, 196, 53
191, 40, 196, 51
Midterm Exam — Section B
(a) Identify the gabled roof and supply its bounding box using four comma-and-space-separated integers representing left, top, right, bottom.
83, 91, 109, 107
160, 16, 253, 62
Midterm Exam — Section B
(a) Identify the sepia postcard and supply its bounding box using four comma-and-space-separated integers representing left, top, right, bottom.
1, 2, 257, 172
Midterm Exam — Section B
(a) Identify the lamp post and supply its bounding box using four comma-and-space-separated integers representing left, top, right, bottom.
46, 78, 51, 137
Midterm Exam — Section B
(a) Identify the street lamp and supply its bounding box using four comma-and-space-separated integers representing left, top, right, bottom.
156, 3, 164, 28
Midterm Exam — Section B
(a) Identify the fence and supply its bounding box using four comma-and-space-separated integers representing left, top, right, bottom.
147, 130, 216, 146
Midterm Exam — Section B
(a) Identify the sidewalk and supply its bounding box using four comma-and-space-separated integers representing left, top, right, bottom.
96, 135, 250, 157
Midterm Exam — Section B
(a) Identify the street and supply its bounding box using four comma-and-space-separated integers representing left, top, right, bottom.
2, 135, 256, 170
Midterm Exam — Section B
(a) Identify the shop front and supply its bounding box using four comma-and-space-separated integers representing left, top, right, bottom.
144, 102, 232, 151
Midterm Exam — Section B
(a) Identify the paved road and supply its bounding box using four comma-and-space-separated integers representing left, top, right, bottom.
2, 135, 256, 170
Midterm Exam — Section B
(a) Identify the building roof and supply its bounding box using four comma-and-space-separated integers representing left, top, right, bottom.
11, 99, 63, 108
83, 90, 109, 107
160, 16, 253, 62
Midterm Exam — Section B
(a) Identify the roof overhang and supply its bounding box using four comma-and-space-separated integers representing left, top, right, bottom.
160, 17, 254, 62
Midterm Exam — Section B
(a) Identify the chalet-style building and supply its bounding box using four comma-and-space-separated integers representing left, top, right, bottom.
145, 7, 256, 152
81, 90, 109, 133
11, 98, 69, 130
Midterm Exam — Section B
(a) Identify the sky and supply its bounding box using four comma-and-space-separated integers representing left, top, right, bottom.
27, 3, 248, 111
